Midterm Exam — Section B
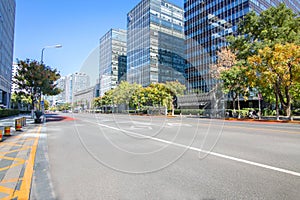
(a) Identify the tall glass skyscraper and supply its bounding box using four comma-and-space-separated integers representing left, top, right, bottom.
127, 0, 186, 87
0, 0, 16, 108
184, 0, 300, 93
99, 29, 127, 96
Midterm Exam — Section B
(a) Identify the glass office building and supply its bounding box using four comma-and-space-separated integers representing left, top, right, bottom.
0, 0, 16, 108
184, 0, 300, 93
127, 0, 186, 87
99, 29, 127, 96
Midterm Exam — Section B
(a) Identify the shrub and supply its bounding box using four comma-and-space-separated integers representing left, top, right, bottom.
0, 109, 20, 118
174, 109, 204, 115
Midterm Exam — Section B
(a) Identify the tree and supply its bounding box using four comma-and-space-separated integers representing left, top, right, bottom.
11, 93, 31, 110
227, 3, 300, 119
129, 82, 184, 115
220, 65, 249, 116
44, 100, 50, 111
210, 47, 249, 117
130, 87, 148, 110
248, 43, 300, 118
93, 90, 115, 113
165, 81, 186, 115
210, 47, 237, 78
112, 81, 141, 111
228, 3, 300, 60
14, 59, 61, 110
95, 82, 186, 115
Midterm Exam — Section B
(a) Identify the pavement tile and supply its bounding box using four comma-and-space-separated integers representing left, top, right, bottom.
0, 116, 41, 199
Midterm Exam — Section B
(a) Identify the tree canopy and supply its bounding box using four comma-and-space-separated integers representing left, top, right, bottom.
94, 81, 186, 114
248, 43, 300, 116
228, 3, 300, 60
14, 59, 61, 109
225, 3, 300, 118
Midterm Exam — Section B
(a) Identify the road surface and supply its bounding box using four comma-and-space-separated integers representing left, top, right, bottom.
36, 113, 300, 199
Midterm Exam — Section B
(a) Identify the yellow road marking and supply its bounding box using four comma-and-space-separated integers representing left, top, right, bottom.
0, 142, 23, 147
13, 125, 41, 199
0, 160, 25, 172
0, 185, 15, 195
0, 156, 26, 172
0, 178, 22, 184
0, 146, 31, 155
0, 125, 42, 199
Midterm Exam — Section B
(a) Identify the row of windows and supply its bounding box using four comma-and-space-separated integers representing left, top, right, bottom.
185, 0, 248, 21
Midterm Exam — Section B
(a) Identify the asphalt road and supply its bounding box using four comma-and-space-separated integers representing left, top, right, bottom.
42, 113, 300, 200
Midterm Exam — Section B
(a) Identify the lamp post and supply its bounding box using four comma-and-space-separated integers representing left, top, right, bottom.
41, 44, 62, 64
34, 44, 62, 123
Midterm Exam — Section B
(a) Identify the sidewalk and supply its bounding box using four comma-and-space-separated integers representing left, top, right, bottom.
0, 116, 41, 199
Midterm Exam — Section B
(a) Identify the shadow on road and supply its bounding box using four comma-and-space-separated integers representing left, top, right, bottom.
45, 114, 76, 122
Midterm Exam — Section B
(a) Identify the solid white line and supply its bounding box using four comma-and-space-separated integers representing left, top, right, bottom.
87, 120, 300, 177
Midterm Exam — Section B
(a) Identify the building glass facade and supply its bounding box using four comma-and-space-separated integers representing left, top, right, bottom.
184, 0, 300, 93
127, 0, 186, 87
99, 29, 127, 96
0, 0, 16, 107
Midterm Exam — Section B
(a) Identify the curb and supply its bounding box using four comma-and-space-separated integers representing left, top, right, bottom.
225, 118, 300, 124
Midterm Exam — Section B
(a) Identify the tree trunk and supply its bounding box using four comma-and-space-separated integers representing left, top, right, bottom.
275, 92, 280, 121
232, 92, 237, 117
237, 94, 241, 119
277, 85, 291, 119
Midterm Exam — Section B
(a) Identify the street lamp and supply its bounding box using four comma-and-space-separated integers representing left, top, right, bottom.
41, 44, 62, 64
35, 44, 62, 122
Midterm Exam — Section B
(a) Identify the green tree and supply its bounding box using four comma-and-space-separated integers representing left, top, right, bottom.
165, 81, 186, 115
130, 87, 148, 110
14, 59, 61, 110
57, 103, 71, 111
228, 3, 300, 60
94, 90, 115, 113
228, 3, 300, 119
44, 100, 50, 110
112, 81, 141, 110
220, 65, 249, 116
130, 83, 179, 115
11, 93, 32, 110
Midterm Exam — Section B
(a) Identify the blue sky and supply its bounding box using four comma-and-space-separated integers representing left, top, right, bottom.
14, 0, 183, 81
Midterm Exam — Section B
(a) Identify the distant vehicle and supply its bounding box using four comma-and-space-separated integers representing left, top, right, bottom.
73, 109, 79, 113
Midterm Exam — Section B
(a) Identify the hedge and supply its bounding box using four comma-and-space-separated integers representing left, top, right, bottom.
0, 109, 20, 118
174, 109, 204, 115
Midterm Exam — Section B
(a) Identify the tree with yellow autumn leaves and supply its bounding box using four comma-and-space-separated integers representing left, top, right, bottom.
214, 3, 300, 119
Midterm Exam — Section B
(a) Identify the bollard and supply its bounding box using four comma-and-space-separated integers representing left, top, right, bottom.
4, 126, 11, 136
20, 117, 24, 126
15, 119, 22, 131
0, 129, 2, 142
